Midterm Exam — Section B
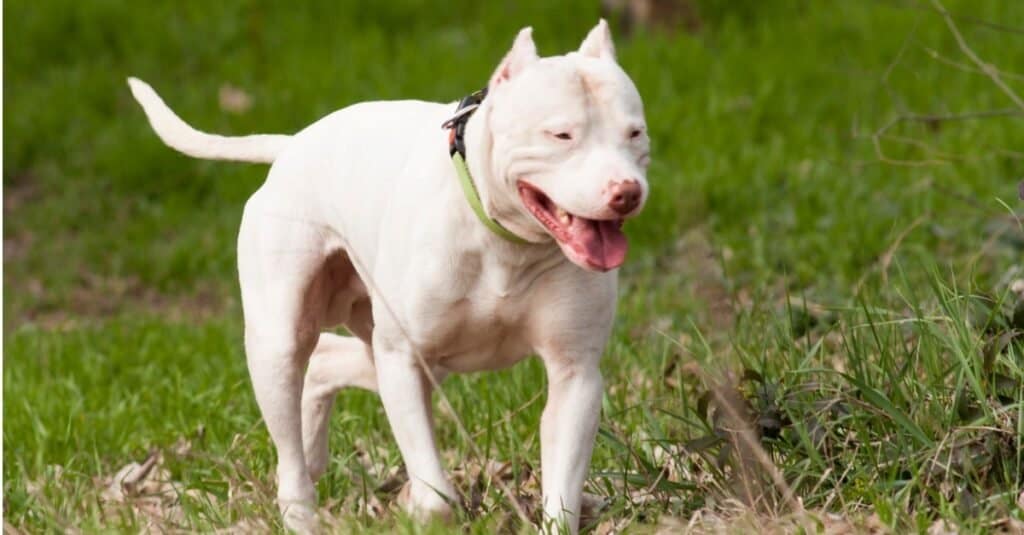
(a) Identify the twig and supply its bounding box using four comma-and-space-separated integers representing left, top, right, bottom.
931, 181, 990, 212
997, 148, 1024, 160
871, 135, 948, 167
652, 330, 805, 517
881, 19, 919, 114
967, 219, 1011, 268
874, 133, 957, 161
883, 109, 1024, 126
873, 0, 1024, 36
469, 390, 544, 440
931, 0, 1024, 112
707, 377, 805, 517
854, 214, 928, 294
923, 46, 1024, 82
868, 109, 1024, 166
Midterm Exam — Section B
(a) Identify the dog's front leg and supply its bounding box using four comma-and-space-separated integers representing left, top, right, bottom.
539, 355, 603, 534
374, 340, 457, 519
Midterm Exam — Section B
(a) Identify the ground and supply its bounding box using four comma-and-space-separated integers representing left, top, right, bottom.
3, 1, 1023, 533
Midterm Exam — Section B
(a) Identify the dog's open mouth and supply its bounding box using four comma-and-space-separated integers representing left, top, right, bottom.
518, 181, 627, 271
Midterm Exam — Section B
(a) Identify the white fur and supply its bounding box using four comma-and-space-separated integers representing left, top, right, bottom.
129, 21, 648, 534
127, 77, 289, 163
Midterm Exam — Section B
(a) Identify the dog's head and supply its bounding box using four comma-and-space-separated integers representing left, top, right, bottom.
479, 21, 649, 272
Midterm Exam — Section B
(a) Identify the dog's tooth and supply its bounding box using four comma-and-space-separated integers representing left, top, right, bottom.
556, 207, 571, 225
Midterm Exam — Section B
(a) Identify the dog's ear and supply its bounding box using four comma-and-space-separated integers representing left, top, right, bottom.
489, 27, 538, 89
578, 19, 616, 60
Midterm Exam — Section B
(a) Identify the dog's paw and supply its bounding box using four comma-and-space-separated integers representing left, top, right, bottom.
279, 498, 319, 534
397, 480, 454, 521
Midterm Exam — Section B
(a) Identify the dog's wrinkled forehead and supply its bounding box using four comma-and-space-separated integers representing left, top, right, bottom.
517, 56, 641, 117
486, 22, 644, 128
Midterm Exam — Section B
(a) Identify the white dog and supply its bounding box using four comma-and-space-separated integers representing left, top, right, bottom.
128, 20, 648, 533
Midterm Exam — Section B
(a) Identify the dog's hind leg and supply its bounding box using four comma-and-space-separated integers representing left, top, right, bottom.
301, 333, 376, 482
237, 195, 329, 534
301, 332, 451, 484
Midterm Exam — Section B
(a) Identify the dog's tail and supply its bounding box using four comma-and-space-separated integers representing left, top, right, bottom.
127, 77, 290, 164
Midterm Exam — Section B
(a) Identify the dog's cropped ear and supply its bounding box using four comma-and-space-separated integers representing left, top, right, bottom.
489, 27, 538, 89
578, 19, 616, 60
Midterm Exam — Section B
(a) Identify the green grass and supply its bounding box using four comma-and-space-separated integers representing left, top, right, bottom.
4, 0, 1024, 532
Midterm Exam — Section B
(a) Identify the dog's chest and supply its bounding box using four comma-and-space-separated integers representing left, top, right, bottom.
405, 259, 552, 373
428, 294, 531, 373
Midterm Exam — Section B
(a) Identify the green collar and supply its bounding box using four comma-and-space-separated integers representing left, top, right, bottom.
444, 88, 529, 244
451, 152, 529, 244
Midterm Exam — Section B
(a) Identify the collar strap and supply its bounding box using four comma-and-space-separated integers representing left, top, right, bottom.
442, 89, 529, 244
442, 88, 487, 157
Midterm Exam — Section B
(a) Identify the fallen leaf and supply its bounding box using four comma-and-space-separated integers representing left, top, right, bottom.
101, 451, 159, 502
927, 519, 958, 535
580, 492, 609, 527
95, 449, 203, 531
218, 84, 253, 114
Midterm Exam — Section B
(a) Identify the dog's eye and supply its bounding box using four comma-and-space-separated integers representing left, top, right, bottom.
629, 129, 643, 139
554, 132, 573, 141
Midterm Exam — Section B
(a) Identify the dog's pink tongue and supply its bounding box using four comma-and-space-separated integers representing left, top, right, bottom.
568, 217, 628, 270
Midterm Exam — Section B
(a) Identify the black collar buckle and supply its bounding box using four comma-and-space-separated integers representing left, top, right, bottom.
442, 88, 488, 158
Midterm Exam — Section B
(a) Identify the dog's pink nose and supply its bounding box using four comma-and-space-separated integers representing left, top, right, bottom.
607, 180, 642, 215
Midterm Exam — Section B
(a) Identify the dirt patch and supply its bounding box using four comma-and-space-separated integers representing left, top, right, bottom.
4, 177, 41, 263
4, 173, 41, 212
5, 179, 231, 329
3, 229, 36, 264
14, 273, 228, 330
667, 226, 737, 336
656, 507, 892, 534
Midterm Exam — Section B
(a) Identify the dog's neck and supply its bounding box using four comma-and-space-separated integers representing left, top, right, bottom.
447, 101, 567, 291
462, 100, 550, 245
